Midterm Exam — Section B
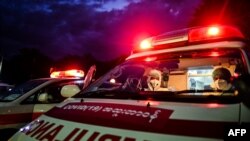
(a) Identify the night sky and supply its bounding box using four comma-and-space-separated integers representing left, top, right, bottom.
0, 0, 201, 61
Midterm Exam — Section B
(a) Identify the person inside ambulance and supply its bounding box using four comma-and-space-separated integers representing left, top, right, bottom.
211, 67, 233, 91
145, 69, 169, 91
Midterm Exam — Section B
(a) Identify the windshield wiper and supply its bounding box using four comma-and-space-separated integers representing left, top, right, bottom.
74, 89, 141, 98
74, 89, 239, 103
173, 89, 216, 94
75, 89, 177, 100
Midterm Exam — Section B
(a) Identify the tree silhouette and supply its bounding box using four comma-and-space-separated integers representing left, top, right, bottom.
2, 48, 53, 84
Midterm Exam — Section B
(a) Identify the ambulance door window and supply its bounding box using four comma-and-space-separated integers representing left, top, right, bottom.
23, 80, 83, 104
21, 82, 62, 104
42, 86, 63, 103
22, 94, 36, 104
22, 86, 63, 104
21, 88, 52, 104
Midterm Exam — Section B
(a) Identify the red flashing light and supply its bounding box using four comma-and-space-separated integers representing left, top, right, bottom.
131, 25, 244, 55
140, 38, 153, 50
50, 69, 84, 78
207, 27, 220, 36
189, 25, 244, 42
144, 57, 157, 62
209, 51, 220, 57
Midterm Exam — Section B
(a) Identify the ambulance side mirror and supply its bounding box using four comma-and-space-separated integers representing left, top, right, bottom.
233, 74, 250, 107
61, 84, 80, 98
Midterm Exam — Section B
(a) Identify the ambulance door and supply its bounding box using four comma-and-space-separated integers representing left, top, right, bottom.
0, 102, 34, 130
32, 80, 83, 119
31, 83, 64, 119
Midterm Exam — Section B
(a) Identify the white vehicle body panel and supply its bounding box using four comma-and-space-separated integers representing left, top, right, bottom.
10, 98, 243, 141
0, 78, 83, 132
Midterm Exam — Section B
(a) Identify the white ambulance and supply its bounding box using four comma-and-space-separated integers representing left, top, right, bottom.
10, 25, 250, 141
0, 70, 84, 140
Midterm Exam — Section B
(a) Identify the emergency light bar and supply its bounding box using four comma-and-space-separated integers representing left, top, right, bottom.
188, 26, 244, 42
50, 69, 84, 78
135, 25, 245, 53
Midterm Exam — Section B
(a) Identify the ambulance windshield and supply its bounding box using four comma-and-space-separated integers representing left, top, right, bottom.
80, 48, 244, 98
0, 79, 47, 102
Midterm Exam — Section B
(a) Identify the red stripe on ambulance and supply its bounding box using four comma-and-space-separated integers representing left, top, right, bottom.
43, 102, 234, 139
0, 113, 32, 125
46, 102, 173, 131
0, 111, 45, 125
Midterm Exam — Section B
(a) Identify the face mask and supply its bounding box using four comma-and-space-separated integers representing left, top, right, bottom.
214, 79, 231, 90
148, 79, 161, 91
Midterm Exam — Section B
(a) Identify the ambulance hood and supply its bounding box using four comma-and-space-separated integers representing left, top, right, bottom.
9, 98, 233, 141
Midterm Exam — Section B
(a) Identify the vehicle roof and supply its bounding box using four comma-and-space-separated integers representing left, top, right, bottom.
127, 41, 246, 60
127, 25, 247, 60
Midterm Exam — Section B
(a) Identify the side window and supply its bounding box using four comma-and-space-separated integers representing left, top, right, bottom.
22, 94, 36, 104
21, 89, 49, 104
22, 80, 83, 104
41, 86, 64, 103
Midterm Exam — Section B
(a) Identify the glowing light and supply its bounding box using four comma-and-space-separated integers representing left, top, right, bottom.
20, 125, 31, 132
209, 51, 220, 57
110, 78, 116, 83
207, 27, 220, 36
144, 57, 157, 62
233, 73, 239, 78
65, 70, 84, 77
206, 103, 220, 108
140, 39, 153, 50
50, 69, 84, 78
189, 25, 244, 42
50, 71, 60, 78
20, 128, 24, 132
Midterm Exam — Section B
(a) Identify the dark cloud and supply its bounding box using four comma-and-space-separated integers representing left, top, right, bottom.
0, 0, 201, 61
